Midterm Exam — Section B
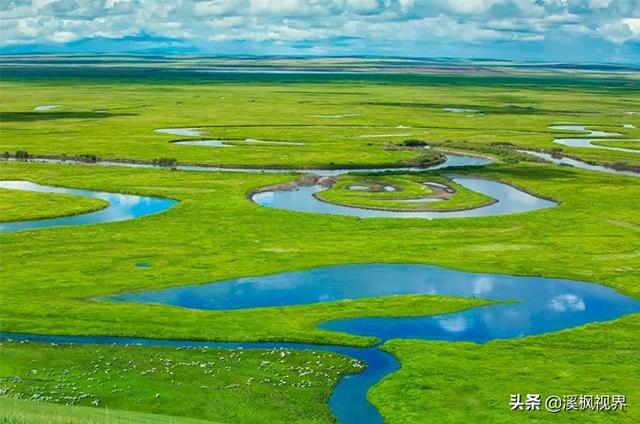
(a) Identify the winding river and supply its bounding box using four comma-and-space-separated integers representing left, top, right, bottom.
1, 153, 556, 230
252, 176, 556, 219
2, 264, 639, 423
517, 150, 639, 177
8, 152, 489, 176
550, 124, 640, 153
1, 147, 637, 422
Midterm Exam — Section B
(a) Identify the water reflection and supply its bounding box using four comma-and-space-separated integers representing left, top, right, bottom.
33, 104, 61, 111
175, 139, 232, 147
437, 316, 468, 333
0, 181, 176, 233
174, 138, 305, 148
154, 128, 205, 136
115, 263, 640, 344
252, 176, 557, 219
549, 294, 585, 312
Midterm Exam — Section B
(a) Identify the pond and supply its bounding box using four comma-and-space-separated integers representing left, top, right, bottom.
156, 128, 304, 147
154, 127, 205, 136
107, 263, 640, 423
4, 263, 638, 424
33, 104, 61, 111
174, 138, 304, 147
442, 107, 480, 113
114, 263, 640, 344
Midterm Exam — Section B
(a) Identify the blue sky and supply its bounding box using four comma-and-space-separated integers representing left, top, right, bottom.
2, 1, 640, 63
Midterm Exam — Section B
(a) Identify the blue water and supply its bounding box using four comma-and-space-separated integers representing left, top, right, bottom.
0, 331, 396, 424
1, 153, 497, 234
115, 264, 640, 344
252, 177, 557, 219
4, 263, 640, 423
8, 264, 639, 423
0, 181, 177, 233
110, 264, 639, 422
2, 150, 634, 422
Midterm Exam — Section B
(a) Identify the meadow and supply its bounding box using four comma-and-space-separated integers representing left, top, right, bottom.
0, 340, 363, 423
1, 66, 639, 169
0, 62, 639, 423
0, 188, 107, 222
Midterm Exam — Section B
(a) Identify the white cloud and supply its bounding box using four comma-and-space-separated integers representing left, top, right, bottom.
0, 0, 638, 53
437, 316, 468, 333
48, 30, 78, 42
623, 18, 640, 38
445, 0, 489, 15
193, 1, 247, 17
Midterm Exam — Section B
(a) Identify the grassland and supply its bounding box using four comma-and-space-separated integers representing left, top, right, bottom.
1, 68, 639, 170
0, 341, 363, 423
0, 65, 639, 423
592, 139, 640, 150
0, 188, 108, 222
373, 314, 640, 423
0, 396, 214, 424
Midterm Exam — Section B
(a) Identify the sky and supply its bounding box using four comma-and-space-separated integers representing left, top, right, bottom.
1, 0, 640, 63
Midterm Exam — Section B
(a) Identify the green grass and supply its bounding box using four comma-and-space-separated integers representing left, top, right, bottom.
1, 72, 639, 169
0, 396, 215, 424
0, 188, 108, 222
0, 160, 638, 341
372, 314, 640, 423
316, 173, 493, 212
0, 341, 361, 424
1, 68, 639, 423
591, 139, 640, 150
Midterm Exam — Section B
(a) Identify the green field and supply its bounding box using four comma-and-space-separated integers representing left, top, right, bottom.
0, 396, 215, 424
593, 139, 640, 150
1, 67, 639, 169
0, 188, 108, 222
374, 314, 640, 423
0, 62, 639, 423
0, 341, 363, 423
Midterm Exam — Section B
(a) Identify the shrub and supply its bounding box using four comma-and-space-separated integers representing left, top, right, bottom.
412, 150, 446, 167
435, 140, 532, 164
401, 140, 429, 147
75, 154, 99, 163
153, 157, 178, 167
610, 161, 640, 173
15, 150, 29, 160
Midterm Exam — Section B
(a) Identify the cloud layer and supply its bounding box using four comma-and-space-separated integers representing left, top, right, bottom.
2, 1, 639, 62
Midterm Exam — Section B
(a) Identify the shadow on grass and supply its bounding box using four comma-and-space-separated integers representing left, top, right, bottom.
355, 101, 596, 115
0, 112, 137, 122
